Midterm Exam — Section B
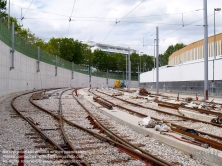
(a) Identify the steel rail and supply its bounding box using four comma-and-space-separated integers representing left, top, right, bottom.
11, 90, 82, 166
95, 89, 222, 151
31, 89, 170, 166
72, 90, 171, 166
155, 99, 222, 117
96, 90, 222, 127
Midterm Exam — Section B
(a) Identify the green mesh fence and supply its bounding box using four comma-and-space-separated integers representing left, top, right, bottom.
40, 49, 56, 66
0, 21, 138, 81
0, 21, 11, 47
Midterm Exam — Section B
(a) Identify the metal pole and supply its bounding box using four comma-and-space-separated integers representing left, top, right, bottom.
128, 47, 131, 89
214, 9, 216, 60
10, 22, 14, 70
106, 69, 108, 86
8, 0, 10, 29
154, 39, 156, 68
156, 26, 159, 94
37, 46, 40, 72
55, 55, 58, 76
153, 39, 156, 88
140, 55, 141, 74
203, 0, 208, 100
89, 66, 91, 82
213, 8, 215, 84
72, 62, 74, 79
126, 54, 128, 88
138, 65, 139, 87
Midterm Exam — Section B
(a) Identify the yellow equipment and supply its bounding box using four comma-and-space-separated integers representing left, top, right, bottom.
115, 80, 121, 88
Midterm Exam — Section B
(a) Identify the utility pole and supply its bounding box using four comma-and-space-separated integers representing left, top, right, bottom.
128, 47, 131, 89
156, 27, 159, 94
153, 39, 156, 88
203, 0, 208, 100
126, 54, 128, 88
138, 65, 139, 87
106, 69, 108, 87
8, 0, 10, 29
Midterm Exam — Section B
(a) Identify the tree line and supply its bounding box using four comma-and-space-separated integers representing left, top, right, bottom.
0, 0, 185, 73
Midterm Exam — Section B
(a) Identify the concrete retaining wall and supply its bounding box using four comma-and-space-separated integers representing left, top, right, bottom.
0, 40, 138, 97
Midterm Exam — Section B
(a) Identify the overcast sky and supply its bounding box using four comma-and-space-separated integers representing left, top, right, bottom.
10, 0, 222, 55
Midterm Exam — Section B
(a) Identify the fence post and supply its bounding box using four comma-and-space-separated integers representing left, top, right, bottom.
10, 22, 15, 70
72, 62, 74, 79
37, 46, 40, 72
106, 69, 108, 86
55, 55, 58, 76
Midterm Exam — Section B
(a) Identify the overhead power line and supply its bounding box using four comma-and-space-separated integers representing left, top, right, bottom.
102, 23, 117, 42
11, 3, 204, 21
67, 0, 77, 37
119, 0, 146, 22
22, 0, 34, 19
102, 0, 145, 42
143, 12, 220, 47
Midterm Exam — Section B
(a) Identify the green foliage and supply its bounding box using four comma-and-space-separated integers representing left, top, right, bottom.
2, 15, 185, 72
159, 43, 186, 66
92, 49, 108, 70
0, 0, 6, 17
139, 53, 154, 72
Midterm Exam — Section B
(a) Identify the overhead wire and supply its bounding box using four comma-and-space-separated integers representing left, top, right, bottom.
143, 12, 220, 49
67, 0, 77, 37
119, 0, 146, 22
122, 9, 203, 19
159, 13, 215, 40
16, 17, 209, 27
11, 3, 69, 18
10, 2, 221, 54
11, 3, 204, 21
22, 0, 34, 19
102, 23, 117, 42
102, 0, 145, 42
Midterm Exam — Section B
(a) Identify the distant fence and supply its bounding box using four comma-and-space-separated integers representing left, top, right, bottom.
0, 21, 138, 81
140, 80, 222, 97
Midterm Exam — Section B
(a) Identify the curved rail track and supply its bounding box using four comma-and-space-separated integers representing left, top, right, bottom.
59, 89, 205, 165
9, 88, 209, 165
12, 90, 84, 165
29, 89, 171, 165
94, 89, 222, 151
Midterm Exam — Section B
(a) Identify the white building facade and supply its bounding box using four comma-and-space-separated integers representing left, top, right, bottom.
81, 40, 138, 55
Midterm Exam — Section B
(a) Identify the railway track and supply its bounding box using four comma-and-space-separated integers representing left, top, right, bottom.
31, 89, 168, 165
70, 89, 207, 165
11, 90, 84, 165
94, 89, 222, 151
154, 94, 222, 118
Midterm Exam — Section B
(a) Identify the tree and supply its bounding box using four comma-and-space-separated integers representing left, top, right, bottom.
92, 49, 108, 71
0, 0, 7, 18
159, 43, 186, 66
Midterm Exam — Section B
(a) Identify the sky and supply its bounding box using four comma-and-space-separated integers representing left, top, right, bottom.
9, 0, 222, 55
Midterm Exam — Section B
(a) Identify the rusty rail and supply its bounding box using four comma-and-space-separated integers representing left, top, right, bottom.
30, 89, 170, 166
156, 99, 222, 117
73, 90, 171, 166
95, 89, 222, 151
11, 89, 82, 166
93, 96, 113, 110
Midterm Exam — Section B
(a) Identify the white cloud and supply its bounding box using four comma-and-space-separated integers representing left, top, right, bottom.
10, 0, 222, 55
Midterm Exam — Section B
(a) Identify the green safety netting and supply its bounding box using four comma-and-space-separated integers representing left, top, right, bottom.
0, 21, 138, 81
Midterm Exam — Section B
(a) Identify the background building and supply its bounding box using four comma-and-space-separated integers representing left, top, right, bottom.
140, 33, 222, 96
81, 40, 138, 55
169, 33, 222, 65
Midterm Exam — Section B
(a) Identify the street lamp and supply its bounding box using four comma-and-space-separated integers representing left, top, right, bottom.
214, 8, 221, 60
